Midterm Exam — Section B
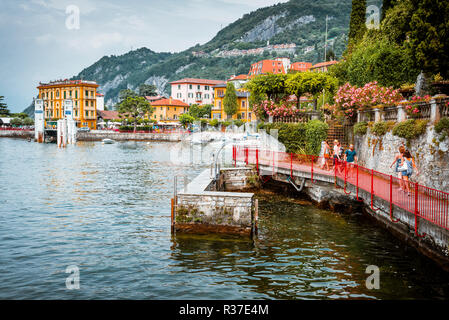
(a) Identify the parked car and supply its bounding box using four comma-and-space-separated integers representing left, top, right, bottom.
78, 127, 90, 132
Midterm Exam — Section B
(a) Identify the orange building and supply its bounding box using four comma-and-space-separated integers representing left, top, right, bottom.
37, 79, 99, 129
151, 98, 189, 123
310, 60, 338, 72
290, 62, 312, 72
248, 58, 289, 77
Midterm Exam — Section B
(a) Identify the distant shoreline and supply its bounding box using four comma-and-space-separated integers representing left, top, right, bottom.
0, 129, 185, 142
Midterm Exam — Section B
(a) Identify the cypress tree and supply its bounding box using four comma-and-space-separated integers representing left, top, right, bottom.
381, 0, 395, 21
223, 82, 238, 119
348, 0, 367, 44
0, 96, 10, 116
408, 0, 449, 78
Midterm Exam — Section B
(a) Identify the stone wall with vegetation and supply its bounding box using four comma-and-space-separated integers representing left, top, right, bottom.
176, 193, 254, 234
354, 119, 449, 190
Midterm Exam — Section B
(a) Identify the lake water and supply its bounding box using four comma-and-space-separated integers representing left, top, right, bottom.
0, 138, 448, 299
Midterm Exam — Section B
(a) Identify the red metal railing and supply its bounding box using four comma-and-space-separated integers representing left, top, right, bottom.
232, 146, 449, 234
0, 127, 33, 131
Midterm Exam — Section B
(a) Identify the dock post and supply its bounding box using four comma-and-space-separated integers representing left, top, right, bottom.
171, 198, 175, 232
254, 199, 259, 236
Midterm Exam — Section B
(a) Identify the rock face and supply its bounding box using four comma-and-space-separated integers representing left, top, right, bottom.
354, 126, 449, 191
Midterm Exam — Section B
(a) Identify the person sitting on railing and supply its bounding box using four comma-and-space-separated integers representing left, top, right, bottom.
344, 144, 358, 178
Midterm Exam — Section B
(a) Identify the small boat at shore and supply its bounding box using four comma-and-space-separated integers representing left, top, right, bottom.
102, 138, 115, 144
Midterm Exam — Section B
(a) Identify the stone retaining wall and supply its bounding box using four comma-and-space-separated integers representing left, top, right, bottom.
0, 130, 34, 139
354, 126, 449, 191
77, 131, 184, 142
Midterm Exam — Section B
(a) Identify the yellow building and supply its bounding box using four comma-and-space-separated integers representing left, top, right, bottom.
37, 79, 99, 129
211, 84, 256, 121
150, 98, 189, 123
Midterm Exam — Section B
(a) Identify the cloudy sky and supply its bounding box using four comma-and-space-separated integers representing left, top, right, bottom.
0, 0, 288, 113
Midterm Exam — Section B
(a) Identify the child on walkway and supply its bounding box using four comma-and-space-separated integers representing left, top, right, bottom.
390, 145, 406, 191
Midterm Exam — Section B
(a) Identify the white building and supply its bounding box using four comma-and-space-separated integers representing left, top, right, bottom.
170, 78, 225, 106
96, 93, 105, 111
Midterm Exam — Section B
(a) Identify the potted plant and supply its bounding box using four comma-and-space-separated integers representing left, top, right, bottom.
399, 83, 415, 100
431, 73, 449, 96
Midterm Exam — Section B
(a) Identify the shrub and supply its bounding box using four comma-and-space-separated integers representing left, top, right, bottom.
371, 121, 389, 136
233, 119, 244, 127
119, 125, 134, 132
209, 119, 219, 127
258, 120, 327, 155
354, 121, 368, 135
305, 120, 328, 155
435, 117, 449, 141
392, 119, 428, 141
221, 121, 231, 127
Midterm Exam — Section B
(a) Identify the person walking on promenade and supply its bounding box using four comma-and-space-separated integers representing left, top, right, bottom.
390, 145, 406, 191
333, 139, 344, 175
344, 144, 357, 178
400, 150, 419, 196
320, 140, 331, 171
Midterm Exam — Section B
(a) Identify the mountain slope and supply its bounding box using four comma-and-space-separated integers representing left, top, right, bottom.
74, 0, 355, 107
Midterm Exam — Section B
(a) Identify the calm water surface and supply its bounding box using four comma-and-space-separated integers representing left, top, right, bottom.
0, 138, 448, 299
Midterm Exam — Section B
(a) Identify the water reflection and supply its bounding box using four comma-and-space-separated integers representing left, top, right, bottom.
0, 138, 448, 299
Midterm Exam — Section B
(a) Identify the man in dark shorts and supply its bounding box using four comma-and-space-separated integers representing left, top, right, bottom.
344, 144, 357, 177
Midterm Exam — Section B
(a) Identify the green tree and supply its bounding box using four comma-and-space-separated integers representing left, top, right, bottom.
179, 113, 195, 128
348, 0, 367, 45
407, 0, 449, 78
0, 96, 10, 116
10, 118, 23, 126
381, 0, 395, 21
23, 117, 34, 126
299, 72, 338, 111
116, 89, 138, 109
223, 82, 238, 119
118, 96, 153, 132
138, 84, 158, 97
285, 73, 306, 108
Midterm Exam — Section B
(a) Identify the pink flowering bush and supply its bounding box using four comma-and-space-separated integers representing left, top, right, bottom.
252, 100, 309, 118
403, 95, 432, 118
331, 81, 403, 119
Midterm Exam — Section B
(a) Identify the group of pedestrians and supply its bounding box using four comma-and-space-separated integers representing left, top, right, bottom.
390, 145, 419, 196
319, 140, 418, 195
319, 139, 357, 173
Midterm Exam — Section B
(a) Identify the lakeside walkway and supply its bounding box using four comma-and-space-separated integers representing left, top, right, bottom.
235, 147, 449, 233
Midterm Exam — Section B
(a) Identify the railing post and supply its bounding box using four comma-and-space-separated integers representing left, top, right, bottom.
256, 149, 259, 175
414, 183, 419, 235
245, 147, 248, 165
290, 153, 293, 179
370, 169, 379, 212
356, 164, 360, 200
334, 158, 337, 188
311, 156, 314, 183
389, 175, 399, 222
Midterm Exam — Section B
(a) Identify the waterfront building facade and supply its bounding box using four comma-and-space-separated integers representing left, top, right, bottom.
227, 74, 249, 89
170, 78, 225, 106
37, 79, 99, 129
248, 58, 291, 77
290, 62, 313, 72
211, 84, 256, 122
310, 60, 338, 72
96, 92, 105, 111
151, 98, 189, 123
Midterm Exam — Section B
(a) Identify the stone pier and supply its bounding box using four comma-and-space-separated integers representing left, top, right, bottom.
174, 168, 256, 236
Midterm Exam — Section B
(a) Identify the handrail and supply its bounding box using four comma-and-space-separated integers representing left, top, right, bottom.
233, 145, 449, 235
